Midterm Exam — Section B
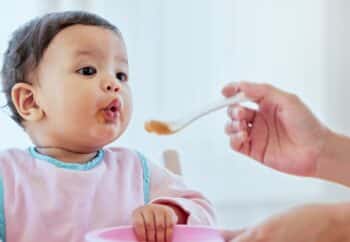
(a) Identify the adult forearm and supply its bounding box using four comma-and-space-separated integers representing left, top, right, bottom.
316, 130, 350, 187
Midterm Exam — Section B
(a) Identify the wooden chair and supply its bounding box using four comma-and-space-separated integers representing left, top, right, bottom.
162, 149, 182, 176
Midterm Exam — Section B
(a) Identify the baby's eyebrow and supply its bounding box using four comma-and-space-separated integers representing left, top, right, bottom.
117, 56, 128, 64
73, 50, 128, 64
74, 50, 96, 57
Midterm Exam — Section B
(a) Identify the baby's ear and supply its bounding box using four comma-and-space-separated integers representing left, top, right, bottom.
11, 83, 44, 122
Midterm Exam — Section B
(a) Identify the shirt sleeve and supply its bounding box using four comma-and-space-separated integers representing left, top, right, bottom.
147, 160, 216, 226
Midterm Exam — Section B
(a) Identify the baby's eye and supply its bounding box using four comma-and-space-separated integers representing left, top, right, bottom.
77, 66, 97, 76
116, 72, 128, 82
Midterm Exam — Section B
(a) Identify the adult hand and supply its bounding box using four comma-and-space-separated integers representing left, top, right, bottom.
223, 81, 331, 176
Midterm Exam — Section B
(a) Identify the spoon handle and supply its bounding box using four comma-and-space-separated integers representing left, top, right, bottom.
176, 92, 250, 130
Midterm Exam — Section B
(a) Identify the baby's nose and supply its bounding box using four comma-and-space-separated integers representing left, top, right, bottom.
105, 81, 121, 92
106, 84, 119, 92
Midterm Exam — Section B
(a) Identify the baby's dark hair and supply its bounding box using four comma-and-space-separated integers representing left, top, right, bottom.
1, 11, 122, 126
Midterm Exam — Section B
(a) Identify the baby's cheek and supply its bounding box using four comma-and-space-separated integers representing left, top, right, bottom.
96, 111, 105, 124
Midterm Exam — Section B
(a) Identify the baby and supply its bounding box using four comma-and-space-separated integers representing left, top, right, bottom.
0, 11, 215, 242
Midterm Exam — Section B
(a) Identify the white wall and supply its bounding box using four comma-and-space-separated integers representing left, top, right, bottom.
1, 0, 350, 228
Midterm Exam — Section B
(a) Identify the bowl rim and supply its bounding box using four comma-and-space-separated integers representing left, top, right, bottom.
85, 224, 223, 241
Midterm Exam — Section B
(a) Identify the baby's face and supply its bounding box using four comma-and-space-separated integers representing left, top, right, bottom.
34, 25, 131, 151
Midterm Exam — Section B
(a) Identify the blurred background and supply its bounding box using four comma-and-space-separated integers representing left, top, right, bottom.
1, 0, 350, 229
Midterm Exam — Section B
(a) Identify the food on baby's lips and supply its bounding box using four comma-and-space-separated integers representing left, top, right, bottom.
144, 120, 172, 135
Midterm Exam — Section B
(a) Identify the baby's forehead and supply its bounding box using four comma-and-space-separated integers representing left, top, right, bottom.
48, 24, 127, 61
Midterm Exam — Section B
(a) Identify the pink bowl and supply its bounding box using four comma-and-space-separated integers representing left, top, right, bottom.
85, 225, 225, 242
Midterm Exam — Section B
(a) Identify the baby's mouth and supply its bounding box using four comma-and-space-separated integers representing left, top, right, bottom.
102, 99, 121, 122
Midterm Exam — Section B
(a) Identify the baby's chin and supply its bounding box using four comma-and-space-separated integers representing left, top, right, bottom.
89, 127, 125, 148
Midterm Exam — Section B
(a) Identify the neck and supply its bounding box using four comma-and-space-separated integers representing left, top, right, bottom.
35, 146, 99, 164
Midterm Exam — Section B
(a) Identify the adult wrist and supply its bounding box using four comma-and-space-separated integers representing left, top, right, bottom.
314, 129, 340, 179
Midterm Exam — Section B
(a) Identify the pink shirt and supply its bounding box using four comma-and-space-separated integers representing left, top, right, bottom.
0, 147, 215, 242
